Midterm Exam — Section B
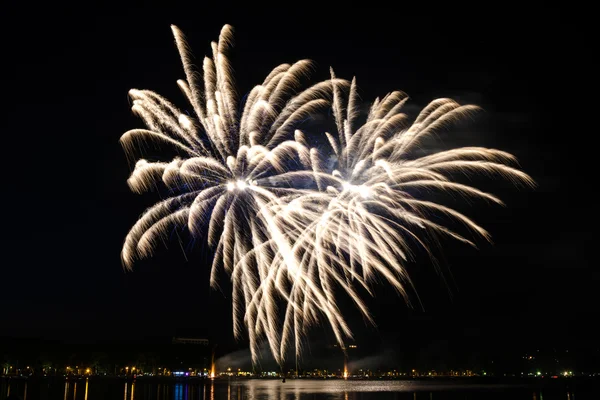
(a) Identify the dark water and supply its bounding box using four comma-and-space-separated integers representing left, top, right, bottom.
1, 378, 596, 400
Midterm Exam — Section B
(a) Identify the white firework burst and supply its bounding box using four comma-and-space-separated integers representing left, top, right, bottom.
120, 25, 346, 364
253, 72, 535, 362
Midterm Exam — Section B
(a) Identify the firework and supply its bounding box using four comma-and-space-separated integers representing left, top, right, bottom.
120, 25, 345, 364
121, 25, 534, 367
253, 72, 535, 362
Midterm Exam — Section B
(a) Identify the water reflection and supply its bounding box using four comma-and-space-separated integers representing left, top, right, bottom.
534, 392, 575, 400
234, 379, 578, 400
60, 380, 91, 400
241, 380, 362, 400
0, 378, 588, 400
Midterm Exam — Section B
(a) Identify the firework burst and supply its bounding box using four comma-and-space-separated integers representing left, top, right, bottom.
121, 25, 346, 364
255, 72, 535, 362
121, 25, 534, 367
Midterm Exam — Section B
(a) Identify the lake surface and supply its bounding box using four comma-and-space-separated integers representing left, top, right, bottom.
1, 377, 596, 400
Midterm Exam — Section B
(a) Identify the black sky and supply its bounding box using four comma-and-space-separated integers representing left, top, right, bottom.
2, 3, 595, 362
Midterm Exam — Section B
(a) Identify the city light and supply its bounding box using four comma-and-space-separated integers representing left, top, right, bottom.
1, 360, 593, 380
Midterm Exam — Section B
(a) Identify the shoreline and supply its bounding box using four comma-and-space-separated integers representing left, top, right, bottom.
2, 375, 597, 382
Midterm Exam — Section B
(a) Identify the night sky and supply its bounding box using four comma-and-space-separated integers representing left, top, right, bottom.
3, 3, 595, 366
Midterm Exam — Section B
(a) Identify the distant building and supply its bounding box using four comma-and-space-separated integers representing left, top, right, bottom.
172, 337, 209, 345
169, 337, 210, 371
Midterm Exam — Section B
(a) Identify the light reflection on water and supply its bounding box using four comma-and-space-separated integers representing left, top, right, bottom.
0, 378, 587, 400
